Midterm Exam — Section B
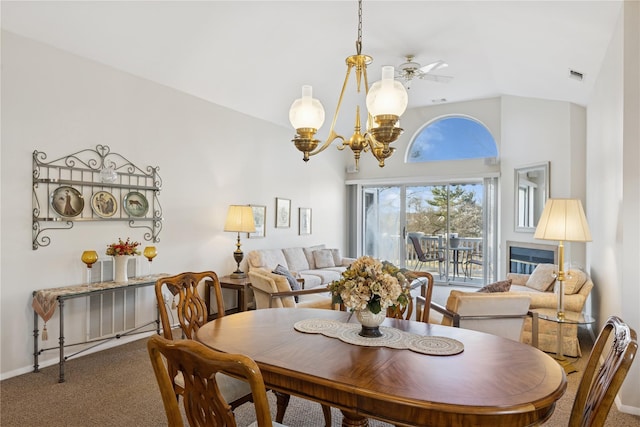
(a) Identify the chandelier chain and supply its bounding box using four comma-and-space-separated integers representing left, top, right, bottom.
356, 0, 363, 54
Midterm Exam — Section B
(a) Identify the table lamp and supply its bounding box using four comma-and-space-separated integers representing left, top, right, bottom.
224, 205, 256, 279
534, 198, 591, 320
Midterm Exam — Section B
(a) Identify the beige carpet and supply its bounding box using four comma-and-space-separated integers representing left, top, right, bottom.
1, 328, 638, 427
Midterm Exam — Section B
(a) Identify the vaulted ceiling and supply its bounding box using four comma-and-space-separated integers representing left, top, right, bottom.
1, 1, 623, 132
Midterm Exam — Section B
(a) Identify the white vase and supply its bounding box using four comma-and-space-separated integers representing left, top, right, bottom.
113, 255, 130, 282
356, 308, 386, 337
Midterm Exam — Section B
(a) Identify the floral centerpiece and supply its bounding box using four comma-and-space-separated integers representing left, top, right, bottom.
328, 256, 416, 337
106, 238, 140, 282
106, 237, 141, 256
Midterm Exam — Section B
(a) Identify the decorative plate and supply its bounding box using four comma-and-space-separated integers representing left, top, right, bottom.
91, 191, 117, 218
123, 191, 149, 217
50, 186, 84, 218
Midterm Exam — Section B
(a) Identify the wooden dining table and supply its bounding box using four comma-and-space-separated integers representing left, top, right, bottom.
196, 308, 567, 427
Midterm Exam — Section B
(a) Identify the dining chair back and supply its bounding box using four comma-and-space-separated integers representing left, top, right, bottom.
147, 335, 285, 427
569, 315, 637, 427
389, 271, 434, 322
154, 272, 253, 410
412, 271, 434, 323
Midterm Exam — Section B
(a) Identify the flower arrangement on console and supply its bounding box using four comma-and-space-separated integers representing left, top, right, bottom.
106, 237, 141, 256
328, 256, 413, 314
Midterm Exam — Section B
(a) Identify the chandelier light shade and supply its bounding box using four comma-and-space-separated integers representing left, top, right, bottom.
289, 85, 325, 131
289, 0, 408, 170
365, 65, 408, 117
534, 198, 592, 320
224, 205, 256, 279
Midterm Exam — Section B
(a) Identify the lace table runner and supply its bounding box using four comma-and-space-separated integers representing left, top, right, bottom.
294, 318, 464, 356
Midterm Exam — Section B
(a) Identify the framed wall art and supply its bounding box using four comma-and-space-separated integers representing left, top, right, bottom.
275, 198, 291, 228
299, 207, 312, 235
248, 205, 266, 238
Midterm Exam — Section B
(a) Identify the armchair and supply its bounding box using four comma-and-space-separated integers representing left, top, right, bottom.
248, 268, 334, 309
506, 265, 594, 356
428, 290, 531, 342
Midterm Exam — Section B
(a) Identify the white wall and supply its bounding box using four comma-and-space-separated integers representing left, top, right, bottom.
0, 31, 347, 378
500, 96, 588, 274
587, 0, 640, 412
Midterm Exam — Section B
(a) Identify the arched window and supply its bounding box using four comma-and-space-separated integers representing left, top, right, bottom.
407, 116, 497, 162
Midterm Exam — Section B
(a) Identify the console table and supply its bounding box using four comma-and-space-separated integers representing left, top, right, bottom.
32, 274, 168, 383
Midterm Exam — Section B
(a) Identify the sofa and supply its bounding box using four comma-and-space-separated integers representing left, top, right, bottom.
248, 245, 355, 288
247, 245, 356, 309
506, 263, 594, 357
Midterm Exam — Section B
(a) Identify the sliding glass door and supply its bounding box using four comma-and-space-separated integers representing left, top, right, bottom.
363, 180, 497, 286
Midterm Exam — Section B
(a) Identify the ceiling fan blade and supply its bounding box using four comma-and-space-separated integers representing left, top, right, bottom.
418, 73, 453, 83
419, 60, 448, 74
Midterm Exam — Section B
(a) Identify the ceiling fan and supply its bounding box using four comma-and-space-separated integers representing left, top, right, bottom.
395, 55, 452, 89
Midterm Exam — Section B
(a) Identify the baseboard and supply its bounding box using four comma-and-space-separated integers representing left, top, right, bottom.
616, 396, 640, 416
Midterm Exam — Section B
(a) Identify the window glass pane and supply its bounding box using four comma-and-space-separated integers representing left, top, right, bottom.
408, 116, 497, 162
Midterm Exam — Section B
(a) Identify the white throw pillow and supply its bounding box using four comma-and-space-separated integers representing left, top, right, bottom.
313, 249, 336, 269
330, 248, 342, 266
526, 264, 557, 291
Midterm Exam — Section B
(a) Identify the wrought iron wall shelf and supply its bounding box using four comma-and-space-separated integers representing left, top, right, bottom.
32, 145, 163, 250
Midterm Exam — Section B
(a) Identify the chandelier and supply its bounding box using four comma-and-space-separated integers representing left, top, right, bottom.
288, 0, 408, 170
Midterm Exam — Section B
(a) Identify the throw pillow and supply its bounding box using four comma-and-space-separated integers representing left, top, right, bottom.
330, 248, 342, 266
476, 279, 512, 293
562, 269, 587, 294
526, 264, 557, 292
313, 249, 336, 269
272, 264, 300, 302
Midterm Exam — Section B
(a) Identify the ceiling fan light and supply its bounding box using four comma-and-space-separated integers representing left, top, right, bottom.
366, 66, 408, 117
289, 85, 325, 130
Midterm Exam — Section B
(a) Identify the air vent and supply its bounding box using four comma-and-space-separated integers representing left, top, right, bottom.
569, 69, 584, 81
431, 98, 447, 103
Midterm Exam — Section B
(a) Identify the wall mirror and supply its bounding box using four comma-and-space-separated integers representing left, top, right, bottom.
515, 161, 549, 232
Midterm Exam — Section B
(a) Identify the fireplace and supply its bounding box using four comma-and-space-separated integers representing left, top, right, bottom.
506, 241, 557, 275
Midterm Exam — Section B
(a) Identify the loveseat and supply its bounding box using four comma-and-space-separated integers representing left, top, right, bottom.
506, 263, 594, 357
247, 245, 355, 309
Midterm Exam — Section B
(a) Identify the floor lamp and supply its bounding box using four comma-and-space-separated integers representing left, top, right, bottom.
534, 199, 592, 320
224, 205, 256, 279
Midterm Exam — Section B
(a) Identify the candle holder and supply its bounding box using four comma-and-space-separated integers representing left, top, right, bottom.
81, 250, 99, 283
143, 246, 157, 275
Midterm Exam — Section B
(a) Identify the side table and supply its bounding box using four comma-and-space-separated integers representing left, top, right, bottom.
530, 308, 595, 372
205, 275, 254, 321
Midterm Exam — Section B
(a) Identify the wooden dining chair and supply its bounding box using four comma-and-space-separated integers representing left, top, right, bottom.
405, 271, 434, 323
568, 315, 637, 427
155, 272, 253, 410
147, 335, 286, 427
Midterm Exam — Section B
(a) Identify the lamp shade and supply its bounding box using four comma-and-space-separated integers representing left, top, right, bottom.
534, 199, 592, 242
224, 205, 256, 233
365, 66, 408, 117
289, 85, 325, 130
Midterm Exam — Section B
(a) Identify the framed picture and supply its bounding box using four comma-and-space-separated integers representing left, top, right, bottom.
275, 197, 291, 228
299, 207, 312, 235
248, 205, 266, 238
